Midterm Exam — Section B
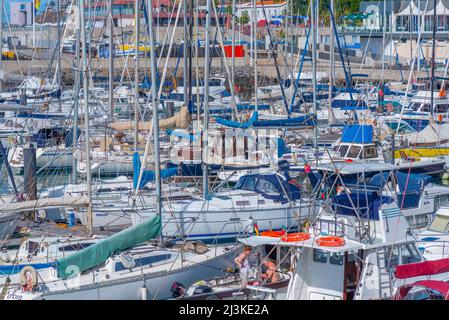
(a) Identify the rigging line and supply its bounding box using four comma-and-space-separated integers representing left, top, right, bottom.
258, 0, 294, 117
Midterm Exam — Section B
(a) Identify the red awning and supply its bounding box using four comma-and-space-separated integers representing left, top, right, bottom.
394, 258, 449, 279
394, 280, 449, 300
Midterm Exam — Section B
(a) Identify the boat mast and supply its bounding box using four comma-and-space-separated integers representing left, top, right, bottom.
108, 0, 114, 118
430, 0, 437, 115
72, 2, 81, 184
253, 0, 258, 111
183, 0, 188, 109
381, 0, 386, 89
231, 0, 235, 88
328, 0, 334, 124
134, 0, 140, 152
0, 0, 3, 91
57, 0, 61, 110
202, 0, 211, 199
80, 0, 93, 235
311, 0, 318, 164
147, 0, 162, 245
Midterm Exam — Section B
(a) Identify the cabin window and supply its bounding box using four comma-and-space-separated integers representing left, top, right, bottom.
434, 195, 449, 211
435, 104, 449, 113
428, 214, 449, 233
347, 146, 361, 159
420, 104, 431, 113
256, 178, 279, 196
332, 145, 340, 152
58, 242, 95, 252
329, 252, 343, 265
313, 249, 328, 263
363, 146, 378, 159
114, 254, 171, 271
400, 243, 421, 264
410, 103, 421, 111
339, 145, 349, 157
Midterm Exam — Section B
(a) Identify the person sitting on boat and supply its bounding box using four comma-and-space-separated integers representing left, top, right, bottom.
234, 245, 252, 288
261, 258, 280, 284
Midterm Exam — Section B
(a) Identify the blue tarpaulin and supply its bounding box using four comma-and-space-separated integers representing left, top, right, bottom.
396, 172, 431, 208
341, 125, 373, 144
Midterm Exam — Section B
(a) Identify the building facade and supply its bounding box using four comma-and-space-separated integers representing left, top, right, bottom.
235, 1, 287, 24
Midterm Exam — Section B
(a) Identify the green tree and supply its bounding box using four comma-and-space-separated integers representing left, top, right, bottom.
239, 10, 249, 25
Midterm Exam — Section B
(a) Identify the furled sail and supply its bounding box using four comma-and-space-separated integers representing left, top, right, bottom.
0, 196, 89, 215
109, 106, 189, 131
56, 214, 162, 279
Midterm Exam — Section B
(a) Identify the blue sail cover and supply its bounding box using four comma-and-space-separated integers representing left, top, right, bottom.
396, 172, 431, 208
215, 112, 258, 129
166, 129, 198, 142
341, 124, 373, 144
133, 152, 178, 189
253, 114, 316, 128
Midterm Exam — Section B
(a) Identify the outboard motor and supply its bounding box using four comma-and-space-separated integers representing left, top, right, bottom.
171, 282, 186, 298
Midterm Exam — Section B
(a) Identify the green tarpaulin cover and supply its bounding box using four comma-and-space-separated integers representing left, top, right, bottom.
56, 215, 162, 279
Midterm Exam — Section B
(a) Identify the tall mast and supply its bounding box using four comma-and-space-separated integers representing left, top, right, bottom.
134, 0, 140, 151
231, 0, 235, 88
430, 0, 437, 115
202, 0, 211, 199
183, 0, 188, 108
80, 0, 93, 235
381, 0, 386, 86
108, 0, 114, 118
0, 0, 3, 91
57, 0, 61, 110
328, 0, 334, 123
250, 0, 253, 66
72, 3, 81, 184
253, 0, 258, 110
311, 0, 318, 163
147, 0, 161, 244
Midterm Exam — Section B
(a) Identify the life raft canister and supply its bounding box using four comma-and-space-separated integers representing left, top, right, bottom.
315, 236, 346, 247
281, 232, 311, 242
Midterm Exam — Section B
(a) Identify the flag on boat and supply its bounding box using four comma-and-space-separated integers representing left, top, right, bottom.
253, 222, 259, 236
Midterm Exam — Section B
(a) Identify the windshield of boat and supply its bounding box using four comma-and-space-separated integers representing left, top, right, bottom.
385, 121, 415, 134
347, 145, 361, 158
339, 145, 349, 157
435, 104, 449, 114
363, 145, 378, 159
428, 214, 449, 233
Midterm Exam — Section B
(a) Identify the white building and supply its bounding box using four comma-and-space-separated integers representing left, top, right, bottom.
235, 1, 287, 24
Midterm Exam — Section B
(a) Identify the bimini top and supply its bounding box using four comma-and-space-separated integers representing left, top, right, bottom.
316, 162, 396, 175
340, 124, 373, 144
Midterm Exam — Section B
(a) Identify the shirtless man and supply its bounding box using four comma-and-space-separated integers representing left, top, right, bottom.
261, 258, 280, 283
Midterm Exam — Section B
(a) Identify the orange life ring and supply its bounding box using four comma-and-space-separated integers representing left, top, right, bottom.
261, 230, 285, 237
281, 232, 311, 242
316, 236, 346, 247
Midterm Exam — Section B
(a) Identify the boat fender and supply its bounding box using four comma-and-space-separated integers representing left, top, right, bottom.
19, 266, 38, 292
281, 232, 311, 242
